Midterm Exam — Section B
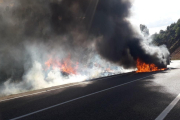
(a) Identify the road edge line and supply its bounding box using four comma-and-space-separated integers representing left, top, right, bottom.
10, 75, 152, 120
0, 72, 131, 102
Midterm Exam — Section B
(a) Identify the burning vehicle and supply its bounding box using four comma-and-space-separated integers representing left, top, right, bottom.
136, 58, 167, 73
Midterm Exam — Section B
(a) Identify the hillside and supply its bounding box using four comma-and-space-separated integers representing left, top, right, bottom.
152, 19, 180, 55
171, 46, 180, 60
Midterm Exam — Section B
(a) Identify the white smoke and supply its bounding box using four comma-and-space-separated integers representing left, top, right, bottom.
0, 42, 130, 97
140, 40, 170, 65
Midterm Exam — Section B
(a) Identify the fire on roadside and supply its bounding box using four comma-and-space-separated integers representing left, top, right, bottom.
45, 56, 166, 74
45, 55, 78, 75
136, 58, 166, 73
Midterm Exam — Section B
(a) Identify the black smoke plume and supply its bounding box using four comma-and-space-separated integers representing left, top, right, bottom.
0, 0, 169, 83
91, 0, 169, 68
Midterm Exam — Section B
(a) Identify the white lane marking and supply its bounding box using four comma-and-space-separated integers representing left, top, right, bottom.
10, 75, 151, 120
155, 93, 180, 120
0, 73, 126, 102
0, 82, 87, 102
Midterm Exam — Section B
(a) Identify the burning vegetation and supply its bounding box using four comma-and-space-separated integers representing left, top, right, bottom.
45, 55, 79, 75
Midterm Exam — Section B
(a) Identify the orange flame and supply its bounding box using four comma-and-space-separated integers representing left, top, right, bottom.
136, 58, 166, 73
45, 55, 78, 75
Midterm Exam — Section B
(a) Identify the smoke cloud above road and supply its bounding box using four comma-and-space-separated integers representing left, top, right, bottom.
0, 0, 169, 96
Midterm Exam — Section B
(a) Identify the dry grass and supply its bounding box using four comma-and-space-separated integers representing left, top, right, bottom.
171, 46, 180, 60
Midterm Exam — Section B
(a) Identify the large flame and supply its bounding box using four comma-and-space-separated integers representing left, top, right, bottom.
45, 55, 78, 75
136, 58, 166, 73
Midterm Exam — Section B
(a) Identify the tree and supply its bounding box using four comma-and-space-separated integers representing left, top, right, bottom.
176, 27, 180, 37
151, 18, 180, 53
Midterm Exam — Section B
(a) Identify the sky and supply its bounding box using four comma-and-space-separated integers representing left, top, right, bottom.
130, 0, 180, 35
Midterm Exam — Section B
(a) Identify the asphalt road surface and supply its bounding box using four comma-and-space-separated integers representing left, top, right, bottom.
0, 60, 180, 120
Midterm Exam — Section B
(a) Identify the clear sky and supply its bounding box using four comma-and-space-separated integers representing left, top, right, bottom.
130, 0, 180, 35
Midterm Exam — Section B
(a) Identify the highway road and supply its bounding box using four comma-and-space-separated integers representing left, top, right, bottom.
0, 60, 180, 120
